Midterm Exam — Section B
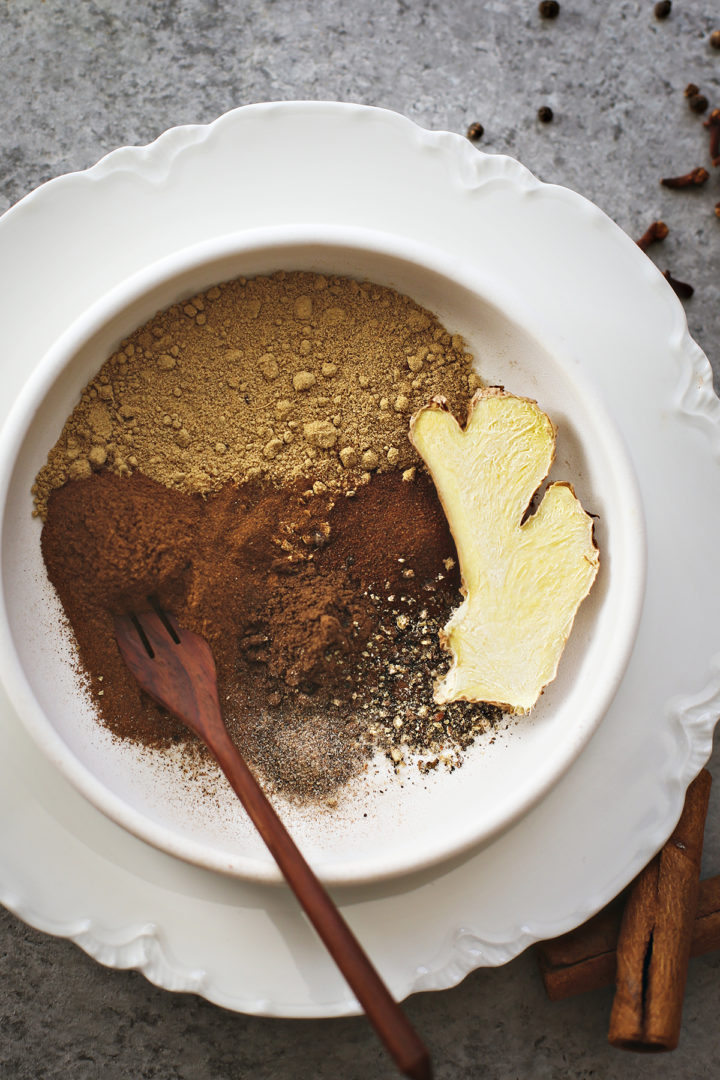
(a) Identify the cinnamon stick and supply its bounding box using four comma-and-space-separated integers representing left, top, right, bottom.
536, 874, 720, 1001
537, 894, 626, 1001
607, 768, 712, 1052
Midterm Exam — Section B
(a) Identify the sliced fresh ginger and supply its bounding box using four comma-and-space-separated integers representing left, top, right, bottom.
409, 388, 599, 713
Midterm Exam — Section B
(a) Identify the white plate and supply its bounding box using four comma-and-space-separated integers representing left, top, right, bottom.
0, 225, 644, 885
0, 102, 718, 1016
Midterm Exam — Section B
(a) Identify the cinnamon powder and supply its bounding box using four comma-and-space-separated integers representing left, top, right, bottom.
42, 469, 500, 800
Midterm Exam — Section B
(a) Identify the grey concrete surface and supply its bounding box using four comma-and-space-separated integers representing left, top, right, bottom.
1, 1, 719, 1078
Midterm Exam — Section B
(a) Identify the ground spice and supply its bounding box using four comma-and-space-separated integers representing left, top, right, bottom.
33, 271, 480, 517
42, 469, 501, 801
41, 471, 202, 745
37, 269, 500, 801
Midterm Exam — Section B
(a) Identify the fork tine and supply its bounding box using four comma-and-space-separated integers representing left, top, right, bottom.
148, 597, 182, 643
115, 611, 147, 653
131, 610, 178, 654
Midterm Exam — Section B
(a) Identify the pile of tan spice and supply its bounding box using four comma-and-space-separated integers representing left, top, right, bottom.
36, 270, 502, 803
33, 271, 480, 517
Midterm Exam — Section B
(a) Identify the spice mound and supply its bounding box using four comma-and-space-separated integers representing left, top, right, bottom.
32, 270, 480, 518
42, 470, 501, 800
35, 269, 501, 804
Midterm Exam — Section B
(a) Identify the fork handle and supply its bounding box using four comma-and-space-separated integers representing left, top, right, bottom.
205, 725, 432, 1080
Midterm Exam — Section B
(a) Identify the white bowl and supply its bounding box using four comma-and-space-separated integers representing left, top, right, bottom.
0, 224, 646, 884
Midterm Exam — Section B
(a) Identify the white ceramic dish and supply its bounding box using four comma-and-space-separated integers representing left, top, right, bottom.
0, 224, 645, 885
0, 102, 717, 1017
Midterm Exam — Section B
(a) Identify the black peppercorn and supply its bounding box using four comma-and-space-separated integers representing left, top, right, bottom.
710, 30, 720, 49
688, 94, 709, 114
539, 0, 560, 17
537, 106, 554, 123
654, 0, 671, 18
466, 122, 484, 141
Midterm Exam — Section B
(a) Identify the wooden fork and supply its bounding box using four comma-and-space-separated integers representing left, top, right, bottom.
114, 604, 432, 1080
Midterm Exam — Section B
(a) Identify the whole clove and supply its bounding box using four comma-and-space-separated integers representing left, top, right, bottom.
636, 220, 669, 252
466, 122, 484, 141
537, 106, 554, 123
715, 203, 720, 220
684, 83, 700, 99
654, 0, 671, 19
660, 167, 709, 188
710, 30, 720, 50
704, 109, 720, 167
664, 270, 694, 299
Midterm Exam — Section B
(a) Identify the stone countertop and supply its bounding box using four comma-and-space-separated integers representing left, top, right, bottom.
1, 2, 719, 1078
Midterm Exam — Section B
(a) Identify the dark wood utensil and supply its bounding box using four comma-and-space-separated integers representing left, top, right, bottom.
114, 605, 432, 1080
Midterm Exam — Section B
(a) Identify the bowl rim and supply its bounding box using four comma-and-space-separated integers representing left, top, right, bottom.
0, 222, 647, 884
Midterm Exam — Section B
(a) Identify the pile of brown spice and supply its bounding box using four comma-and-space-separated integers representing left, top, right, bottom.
36, 269, 502, 803
41, 469, 501, 801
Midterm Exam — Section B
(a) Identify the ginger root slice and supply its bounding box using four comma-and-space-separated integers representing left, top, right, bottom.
409, 388, 599, 713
